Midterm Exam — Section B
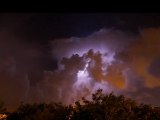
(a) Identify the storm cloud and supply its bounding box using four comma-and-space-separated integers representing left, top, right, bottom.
0, 26, 160, 111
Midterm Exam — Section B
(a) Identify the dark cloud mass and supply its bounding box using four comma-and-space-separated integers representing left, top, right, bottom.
148, 58, 160, 78
0, 14, 160, 111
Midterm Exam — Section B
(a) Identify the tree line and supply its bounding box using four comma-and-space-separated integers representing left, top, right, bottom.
1, 89, 160, 120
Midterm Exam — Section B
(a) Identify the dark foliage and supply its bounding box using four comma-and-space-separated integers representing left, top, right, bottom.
6, 89, 160, 120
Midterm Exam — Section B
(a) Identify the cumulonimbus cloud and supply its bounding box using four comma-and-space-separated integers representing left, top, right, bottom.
1, 27, 160, 111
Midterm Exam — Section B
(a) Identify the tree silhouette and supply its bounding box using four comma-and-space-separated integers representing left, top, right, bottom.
6, 89, 160, 120
70, 89, 160, 120
7, 102, 71, 120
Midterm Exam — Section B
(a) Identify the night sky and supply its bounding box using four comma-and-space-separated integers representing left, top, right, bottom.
0, 13, 160, 111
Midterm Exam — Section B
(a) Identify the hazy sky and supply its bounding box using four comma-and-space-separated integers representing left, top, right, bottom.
0, 13, 160, 111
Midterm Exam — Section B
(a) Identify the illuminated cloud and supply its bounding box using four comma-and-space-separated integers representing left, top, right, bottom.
49, 29, 135, 102
1, 27, 160, 111
51, 28, 160, 105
